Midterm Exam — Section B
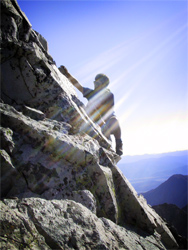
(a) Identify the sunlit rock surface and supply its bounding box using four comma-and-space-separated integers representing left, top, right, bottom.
1, 198, 168, 250
0, 0, 178, 249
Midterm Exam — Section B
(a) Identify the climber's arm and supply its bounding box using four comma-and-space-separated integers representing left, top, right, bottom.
59, 66, 83, 93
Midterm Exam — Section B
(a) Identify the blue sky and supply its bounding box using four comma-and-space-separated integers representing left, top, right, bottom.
18, 0, 188, 156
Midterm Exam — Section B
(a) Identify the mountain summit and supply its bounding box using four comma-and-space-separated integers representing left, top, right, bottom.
0, 0, 178, 249
142, 174, 188, 208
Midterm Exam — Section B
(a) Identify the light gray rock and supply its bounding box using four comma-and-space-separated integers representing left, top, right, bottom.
0, 0, 32, 43
0, 200, 50, 249
42, 189, 97, 213
15, 105, 46, 121
34, 30, 49, 52
0, 100, 178, 249
1, 198, 168, 250
0, 150, 18, 197
0, 102, 117, 222
0, 126, 15, 154
0, 149, 28, 198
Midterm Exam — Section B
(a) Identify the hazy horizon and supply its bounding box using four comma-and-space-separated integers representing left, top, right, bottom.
121, 149, 188, 157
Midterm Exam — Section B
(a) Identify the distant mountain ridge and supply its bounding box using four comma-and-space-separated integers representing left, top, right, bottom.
141, 174, 188, 208
118, 150, 188, 193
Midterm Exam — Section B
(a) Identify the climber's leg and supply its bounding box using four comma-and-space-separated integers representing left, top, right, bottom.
105, 116, 123, 156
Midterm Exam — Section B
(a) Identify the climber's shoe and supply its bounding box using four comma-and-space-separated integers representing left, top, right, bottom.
116, 139, 123, 156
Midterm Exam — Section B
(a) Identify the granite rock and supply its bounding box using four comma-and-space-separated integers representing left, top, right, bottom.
1, 198, 168, 250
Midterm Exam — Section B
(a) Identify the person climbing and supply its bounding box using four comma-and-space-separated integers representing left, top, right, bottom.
59, 66, 123, 156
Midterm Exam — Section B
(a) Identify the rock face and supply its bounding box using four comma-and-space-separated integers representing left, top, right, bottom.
153, 204, 188, 250
0, 0, 179, 249
153, 203, 188, 239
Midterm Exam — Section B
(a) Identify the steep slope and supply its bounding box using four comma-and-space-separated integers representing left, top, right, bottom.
153, 204, 188, 249
142, 175, 188, 208
153, 203, 187, 238
0, 0, 178, 249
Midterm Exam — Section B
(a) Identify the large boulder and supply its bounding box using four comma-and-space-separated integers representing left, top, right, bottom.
1, 198, 167, 250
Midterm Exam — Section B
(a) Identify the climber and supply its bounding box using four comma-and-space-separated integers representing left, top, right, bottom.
59, 66, 123, 156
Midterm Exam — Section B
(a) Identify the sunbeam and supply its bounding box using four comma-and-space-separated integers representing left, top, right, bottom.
18, 0, 187, 156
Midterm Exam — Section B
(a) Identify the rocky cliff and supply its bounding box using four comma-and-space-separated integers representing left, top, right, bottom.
153, 204, 187, 242
0, 0, 179, 249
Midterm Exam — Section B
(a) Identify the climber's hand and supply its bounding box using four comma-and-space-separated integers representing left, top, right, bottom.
59, 65, 69, 76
